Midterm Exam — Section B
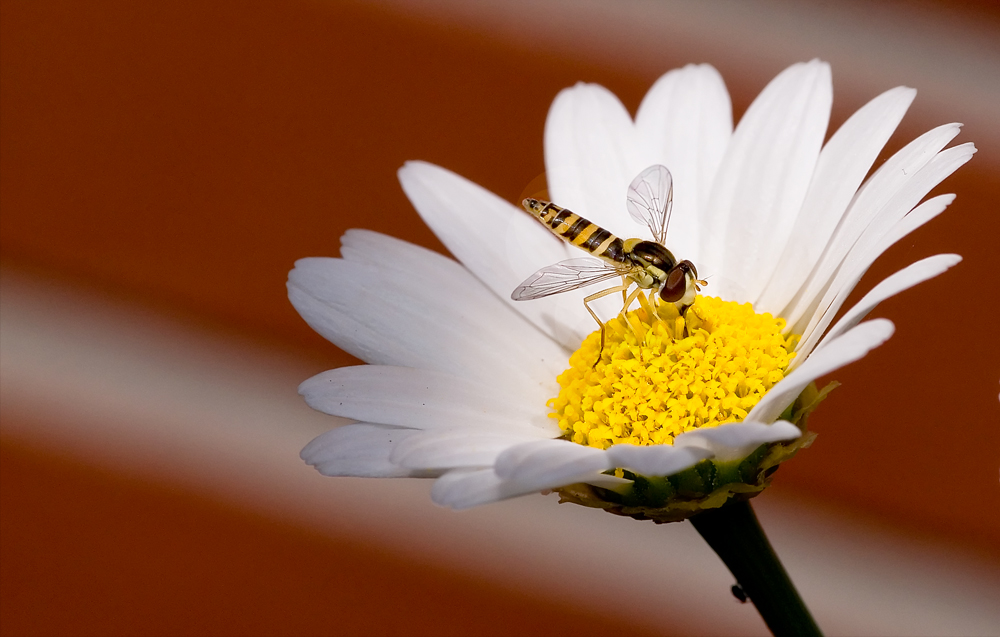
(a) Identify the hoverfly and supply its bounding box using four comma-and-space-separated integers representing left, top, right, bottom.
511, 164, 705, 355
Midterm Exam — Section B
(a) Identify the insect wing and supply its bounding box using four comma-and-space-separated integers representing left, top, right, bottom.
511, 258, 628, 301
626, 164, 673, 245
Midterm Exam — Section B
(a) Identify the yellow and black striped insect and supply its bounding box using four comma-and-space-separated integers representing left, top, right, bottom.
511, 164, 705, 353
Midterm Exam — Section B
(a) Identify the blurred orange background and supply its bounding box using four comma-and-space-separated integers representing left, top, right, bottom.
2, 1, 998, 635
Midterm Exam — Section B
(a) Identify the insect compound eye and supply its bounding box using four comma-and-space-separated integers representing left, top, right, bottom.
686, 261, 699, 280
659, 262, 691, 303
631, 241, 675, 269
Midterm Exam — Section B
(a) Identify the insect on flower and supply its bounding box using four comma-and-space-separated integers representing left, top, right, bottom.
511, 164, 707, 353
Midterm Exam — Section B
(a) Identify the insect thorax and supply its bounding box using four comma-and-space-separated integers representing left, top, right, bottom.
628, 240, 678, 270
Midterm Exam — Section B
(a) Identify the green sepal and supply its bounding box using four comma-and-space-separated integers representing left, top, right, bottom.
554, 381, 836, 523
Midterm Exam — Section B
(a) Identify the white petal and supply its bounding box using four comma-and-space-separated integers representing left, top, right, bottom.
287, 253, 564, 401
634, 63, 732, 259
748, 319, 895, 424
299, 365, 557, 433
794, 196, 953, 358
431, 468, 540, 509
494, 439, 614, 491
755, 86, 916, 315
872, 195, 954, 257
674, 420, 802, 463
795, 195, 954, 353
605, 443, 712, 477
801, 253, 961, 361
301, 424, 424, 478
700, 60, 832, 302
390, 427, 546, 470
793, 141, 973, 343
397, 161, 592, 347
338, 228, 488, 280
844, 145, 973, 269
544, 83, 638, 235
783, 124, 963, 328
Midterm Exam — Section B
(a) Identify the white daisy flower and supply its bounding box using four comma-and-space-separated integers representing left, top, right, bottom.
291, 60, 973, 515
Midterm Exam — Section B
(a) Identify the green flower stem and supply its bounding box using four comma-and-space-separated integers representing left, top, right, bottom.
689, 499, 822, 637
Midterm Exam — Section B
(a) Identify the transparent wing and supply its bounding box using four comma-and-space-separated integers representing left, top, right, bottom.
626, 164, 673, 245
511, 258, 631, 301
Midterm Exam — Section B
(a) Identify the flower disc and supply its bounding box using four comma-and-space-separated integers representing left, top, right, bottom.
551, 294, 799, 450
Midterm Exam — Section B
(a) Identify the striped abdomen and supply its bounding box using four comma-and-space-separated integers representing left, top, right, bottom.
522, 198, 626, 263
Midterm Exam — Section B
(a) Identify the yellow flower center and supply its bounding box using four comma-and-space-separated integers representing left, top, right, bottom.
549, 293, 799, 450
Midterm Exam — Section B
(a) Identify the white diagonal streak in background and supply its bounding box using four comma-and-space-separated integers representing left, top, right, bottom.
2, 270, 998, 636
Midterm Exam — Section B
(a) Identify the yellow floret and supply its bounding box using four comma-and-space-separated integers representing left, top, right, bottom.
549, 294, 797, 450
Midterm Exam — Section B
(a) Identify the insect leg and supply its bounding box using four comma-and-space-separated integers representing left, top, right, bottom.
619, 286, 645, 340
620, 285, 643, 315
583, 281, 633, 366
